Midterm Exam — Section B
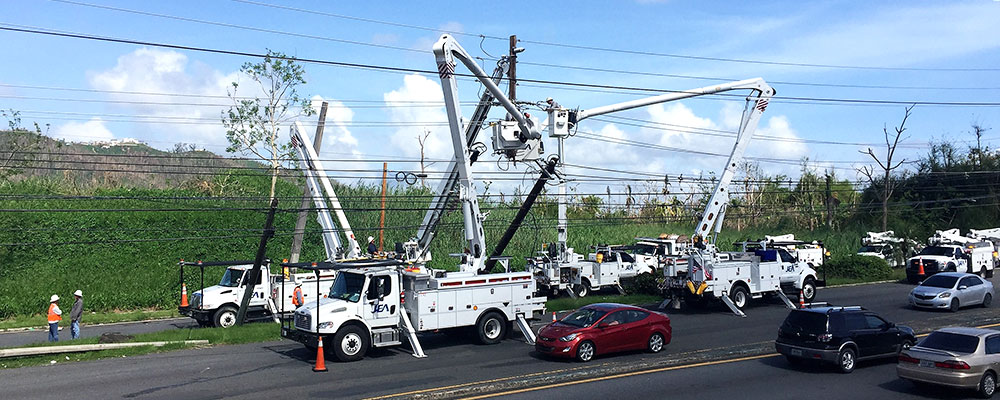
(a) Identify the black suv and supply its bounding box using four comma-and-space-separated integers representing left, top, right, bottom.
775, 306, 916, 373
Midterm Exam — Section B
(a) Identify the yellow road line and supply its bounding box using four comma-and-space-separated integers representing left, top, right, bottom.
461, 353, 778, 400
361, 365, 595, 400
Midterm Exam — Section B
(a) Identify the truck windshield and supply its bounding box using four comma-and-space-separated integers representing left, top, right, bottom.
858, 246, 885, 253
919, 247, 956, 257
219, 268, 243, 287
328, 273, 365, 302
560, 308, 608, 328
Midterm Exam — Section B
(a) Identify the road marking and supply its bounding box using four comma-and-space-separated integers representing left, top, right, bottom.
461, 353, 779, 399
361, 365, 596, 400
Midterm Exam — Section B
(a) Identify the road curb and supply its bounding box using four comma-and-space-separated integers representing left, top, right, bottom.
823, 279, 899, 289
0, 340, 209, 358
0, 317, 187, 334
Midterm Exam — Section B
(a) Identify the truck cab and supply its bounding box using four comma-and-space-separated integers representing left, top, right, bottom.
906, 242, 995, 283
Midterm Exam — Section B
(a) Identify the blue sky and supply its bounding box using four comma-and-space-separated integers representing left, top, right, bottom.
2, 0, 999, 195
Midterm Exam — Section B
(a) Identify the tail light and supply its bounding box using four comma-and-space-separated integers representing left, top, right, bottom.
818, 334, 833, 343
400, 289, 405, 305
898, 354, 919, 364
934, 360, 971, 370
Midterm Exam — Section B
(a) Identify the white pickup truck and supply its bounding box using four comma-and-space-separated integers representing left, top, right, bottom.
179, 261, 335, 328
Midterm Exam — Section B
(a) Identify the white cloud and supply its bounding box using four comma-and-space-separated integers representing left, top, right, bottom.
311, 95, 358, 147
51, 118, 114, 142
383, 74, 450, 159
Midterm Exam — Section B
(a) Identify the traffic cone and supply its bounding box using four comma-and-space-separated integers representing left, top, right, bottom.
552, 312, 557, 322
180, 283, 189, 307
918, 258, 926, 276
312, 337, 328, 372
799, 289, 805, 309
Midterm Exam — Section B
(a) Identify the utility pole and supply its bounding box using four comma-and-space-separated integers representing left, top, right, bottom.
237, 198, 279, 325
825, 172, 833, 228
508, 35, 517, 102
379, 162, 387, 252
289, 102, 328, 263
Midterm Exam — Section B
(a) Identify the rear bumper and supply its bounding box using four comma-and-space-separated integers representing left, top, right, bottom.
897, 363, 982, 389
775, 341, 839, 363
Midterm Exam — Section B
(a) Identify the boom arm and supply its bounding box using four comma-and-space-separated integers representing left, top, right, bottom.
290, 121, 362, 259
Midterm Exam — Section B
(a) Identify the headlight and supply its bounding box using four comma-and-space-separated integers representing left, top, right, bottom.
559, 333, 580, 342
317, 322, 335, 329
938, 292, 951, 298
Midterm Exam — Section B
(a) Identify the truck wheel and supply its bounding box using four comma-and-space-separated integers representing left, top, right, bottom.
213, 306, 238, 328
947, 263, 957, 272
730, 285, 749, 310
801, 278, 817, 303
574, 280, 590, 298
476, 311, 507, 345
988, 268, 995, 279
333, 325, 369, 362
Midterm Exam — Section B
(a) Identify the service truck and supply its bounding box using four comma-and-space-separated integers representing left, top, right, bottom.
856, 230, 920, 268
281, 35, 547, 361
905, 229, 995, 283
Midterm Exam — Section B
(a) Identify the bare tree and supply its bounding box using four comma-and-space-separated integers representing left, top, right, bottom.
859, 105, 913, 231
971, 123, 990, 168
416, 129, 431, 187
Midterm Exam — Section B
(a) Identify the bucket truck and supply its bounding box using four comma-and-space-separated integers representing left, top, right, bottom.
857, 230, 921, 268
280, 35, 547, 362
905, 229, 995, 283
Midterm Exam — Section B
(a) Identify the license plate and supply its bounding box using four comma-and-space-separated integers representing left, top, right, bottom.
919, 360, 934, 368
790, 349, 803, 356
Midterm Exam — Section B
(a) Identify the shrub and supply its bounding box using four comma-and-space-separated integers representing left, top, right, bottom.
822, 255, 892, 281
621, 272, 662, 296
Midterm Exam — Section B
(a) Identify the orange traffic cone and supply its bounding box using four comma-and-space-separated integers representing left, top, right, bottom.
918, 258, 926, 276
312, 336, 328, 372
799, 289, 805, 309
552, 312, 557, 322
180, 283, 189, 307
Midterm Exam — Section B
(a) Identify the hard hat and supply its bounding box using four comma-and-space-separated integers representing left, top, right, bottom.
50, 294, 60, 302
74, 290, 83, 297
367, 236, 374, 242
295, 282, 302, 287
546, 97, 553, 102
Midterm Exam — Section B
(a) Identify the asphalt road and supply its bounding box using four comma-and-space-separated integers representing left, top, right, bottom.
0, 318, 197, 348
2, 278, 998, 400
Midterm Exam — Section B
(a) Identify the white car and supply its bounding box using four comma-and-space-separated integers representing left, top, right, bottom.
909, 272, 994, 312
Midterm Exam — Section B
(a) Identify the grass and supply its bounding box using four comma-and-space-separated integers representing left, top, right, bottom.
825, 268, 907, 287
545, 294, 664, 312
0, 309, 180, 330
0, 322, 281, 369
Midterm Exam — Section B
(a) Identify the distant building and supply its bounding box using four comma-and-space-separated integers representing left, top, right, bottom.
88, 138, 146, 148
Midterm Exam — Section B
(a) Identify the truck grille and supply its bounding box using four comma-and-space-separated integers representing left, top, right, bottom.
294, 313, 311, 330
190, 293, 202, 308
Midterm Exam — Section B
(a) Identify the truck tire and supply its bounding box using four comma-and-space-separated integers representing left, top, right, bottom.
333, 324, 369, 362
213, 306, 238, 328
729, 284, 749, 310
988, 268, 995, 279
574, 279, 591, 298
947, 263, 957, 272
801, 277, 817, 303
476, 311, 507, 345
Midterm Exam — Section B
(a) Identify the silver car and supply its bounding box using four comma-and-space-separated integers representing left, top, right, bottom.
898, 327, 1000, 398
909, 272, 994, 312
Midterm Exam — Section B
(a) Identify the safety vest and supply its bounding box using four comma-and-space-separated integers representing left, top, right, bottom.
47, 303, 61, 323
292, 287, 303, 306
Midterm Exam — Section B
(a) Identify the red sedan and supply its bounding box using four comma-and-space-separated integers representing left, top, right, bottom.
535, 303, 671, 362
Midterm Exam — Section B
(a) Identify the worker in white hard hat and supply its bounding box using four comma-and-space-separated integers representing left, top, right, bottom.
70, 290, 84, 339
545, 97, 560, 110
47, 294, 62, 342
367, 236, 378, 256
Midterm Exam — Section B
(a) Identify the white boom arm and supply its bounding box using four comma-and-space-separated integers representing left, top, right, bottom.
968, 228, 1000, 241
434, 34, 529, 273
290, 121, 362, 259
862, 231, 903, 245
930, 228, 978, 245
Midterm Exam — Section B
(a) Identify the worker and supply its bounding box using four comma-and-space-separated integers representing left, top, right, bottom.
47, 294, 62, 342
367, 236, 377, 255
70, 290, 83, 340
292, 283, 304, 307
545, 97, 561, 110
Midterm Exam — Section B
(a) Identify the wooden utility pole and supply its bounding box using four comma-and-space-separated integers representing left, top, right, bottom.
508, 35, 517, 101
825, 172, 833, 228
289, 102, 328, 263
379, 162, 387, 252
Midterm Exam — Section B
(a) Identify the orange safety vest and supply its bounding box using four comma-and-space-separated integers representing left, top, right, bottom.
292, 287, 303, 306
47, 303, 61, 323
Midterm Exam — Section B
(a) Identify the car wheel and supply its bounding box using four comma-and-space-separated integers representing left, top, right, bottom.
837, 347, 856, 373
801, 278, 817, 303
985, 293, 993, 308
333, 324, 369, 362
978, 371, 996, 398
647, 332, 665, 353
476, 311, 507, 345
730, 285, 749, 310
951, 298, 961, 312
213, 306, 238, 328
576, 340, 595, 362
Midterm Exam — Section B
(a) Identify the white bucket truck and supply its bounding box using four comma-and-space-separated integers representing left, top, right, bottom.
905, 229, 995, 283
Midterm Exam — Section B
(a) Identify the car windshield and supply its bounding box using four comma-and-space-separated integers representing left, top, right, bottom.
918, 332, 980, 354
328, 273, 365, 302
920, 275, 959, 289
560, 308, 608, 328
781, 311, 827, 334
858, 246, 885, 253
919, 246, 957, 256
218, 268, 243, 287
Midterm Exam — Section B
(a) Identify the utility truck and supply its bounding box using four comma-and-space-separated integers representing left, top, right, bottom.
856, 230, 920, 268
905, 229, 995, 284
178, 260, 336, 328
281, 35, 547, 361
731, 235, 828, 303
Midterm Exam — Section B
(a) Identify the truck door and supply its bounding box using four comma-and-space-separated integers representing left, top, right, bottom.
363, 274, 400, 328
241, 269, 267, 306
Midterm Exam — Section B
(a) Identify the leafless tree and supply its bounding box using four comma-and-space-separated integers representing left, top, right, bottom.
859, 105, 913, 231
416, 129, 431, 187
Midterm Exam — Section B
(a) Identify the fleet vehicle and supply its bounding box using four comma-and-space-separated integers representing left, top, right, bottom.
750, 234, 829, 267
282, 35, 548, 361
535, 303, 671, 362
906, 229, 996, 284
909, 272, 994, 312
528, 244, 655, 298
732, 236, 828, 303
775, 305, 916, 373
898, 327, 1000, 398
857, 230, 921, 268
178, 260, 335, 328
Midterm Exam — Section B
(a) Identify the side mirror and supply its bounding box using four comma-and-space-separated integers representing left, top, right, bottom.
597, 322, 610, 329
